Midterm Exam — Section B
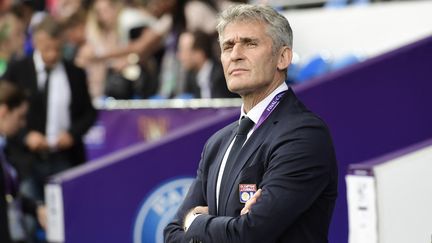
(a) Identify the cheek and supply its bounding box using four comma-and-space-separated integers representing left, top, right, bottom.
221, 58, 230, 74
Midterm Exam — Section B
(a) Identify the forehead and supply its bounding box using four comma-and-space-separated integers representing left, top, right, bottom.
220, 20, 268, 43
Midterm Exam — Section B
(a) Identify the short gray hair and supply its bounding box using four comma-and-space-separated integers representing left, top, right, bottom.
216, 4, 293, 52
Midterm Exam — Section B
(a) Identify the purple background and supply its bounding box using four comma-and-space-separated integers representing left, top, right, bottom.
294, 35, 432, 242
52, 108, 240, 242
50, 35, 432, 242
85, 108, 238, 160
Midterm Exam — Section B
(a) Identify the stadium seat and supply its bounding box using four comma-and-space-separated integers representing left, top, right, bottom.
325, 0, 349, 8
296, 55, 331, 82
330, 54, 362, 71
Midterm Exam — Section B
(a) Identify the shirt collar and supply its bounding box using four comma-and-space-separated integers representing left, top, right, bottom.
240, 82, 289, 124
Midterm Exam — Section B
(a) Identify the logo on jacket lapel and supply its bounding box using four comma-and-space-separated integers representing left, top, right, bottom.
133, 177, 194, 243
239, 184, 257, 203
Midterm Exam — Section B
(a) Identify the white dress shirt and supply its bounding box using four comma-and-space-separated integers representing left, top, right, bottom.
33, 51, 71, 150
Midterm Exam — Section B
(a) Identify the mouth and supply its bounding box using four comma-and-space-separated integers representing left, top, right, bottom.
229, 68, 248, 75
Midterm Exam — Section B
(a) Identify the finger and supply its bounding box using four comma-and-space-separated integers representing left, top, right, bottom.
252, 189, 262, 200
245, 197, 256, 210
241, 197, 256, 216
194, 206, 209, 215
240, 208, 249, 215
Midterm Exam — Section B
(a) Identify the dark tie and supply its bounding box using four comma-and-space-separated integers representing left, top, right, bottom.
219, 116, 255, 197
44, 68, 51, 96
41, 68, 51, 134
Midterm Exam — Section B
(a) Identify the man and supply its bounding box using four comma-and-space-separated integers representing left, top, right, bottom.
164, 4, 338, 243
2, 15, 97, 201
0, 81, 46, 243
177, 30, 236, 98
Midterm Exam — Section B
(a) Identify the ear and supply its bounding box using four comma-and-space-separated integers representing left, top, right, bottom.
277, 46, 292, 71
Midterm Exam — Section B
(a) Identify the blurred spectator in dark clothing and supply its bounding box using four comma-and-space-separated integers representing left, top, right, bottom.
0, 80, 46, 243
178, 30, 236, 98
2, 15, 97, 202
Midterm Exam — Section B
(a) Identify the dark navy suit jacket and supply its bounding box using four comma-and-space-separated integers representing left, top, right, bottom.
164, 89, 338, 243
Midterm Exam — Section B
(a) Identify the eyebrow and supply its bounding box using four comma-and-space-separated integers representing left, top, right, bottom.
222, 37, 259, 47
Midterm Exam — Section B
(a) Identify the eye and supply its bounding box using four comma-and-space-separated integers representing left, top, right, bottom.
247, 42, 257, 48
223, 44, 233, 51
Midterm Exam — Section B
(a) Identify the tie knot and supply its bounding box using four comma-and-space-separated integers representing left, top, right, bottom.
237, 116, 254, 135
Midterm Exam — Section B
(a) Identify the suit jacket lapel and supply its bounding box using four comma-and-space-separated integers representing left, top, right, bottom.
28, 58, 39, 93
207, 127, 237, 215
218, 124, 269, 215
218, 90, 293, 215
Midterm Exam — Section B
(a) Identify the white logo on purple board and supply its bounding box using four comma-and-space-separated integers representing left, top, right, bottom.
133, 178, 194, 243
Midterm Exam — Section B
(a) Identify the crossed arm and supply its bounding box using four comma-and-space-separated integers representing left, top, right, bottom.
164, 123, 336, 243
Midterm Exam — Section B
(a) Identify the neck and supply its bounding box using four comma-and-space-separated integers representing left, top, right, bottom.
242, 79, 284, 113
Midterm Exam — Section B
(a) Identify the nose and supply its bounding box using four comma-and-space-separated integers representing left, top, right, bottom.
230, 44, 244, 61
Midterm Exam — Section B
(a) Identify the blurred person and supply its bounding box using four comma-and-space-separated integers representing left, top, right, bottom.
2, 15, 97, 202
0, 81, 46, 243
0, 12, 26, 76
164, 4, 337, 243
61, 9, 88, 62
10, 0, 47, 56
93, 0, 218, 59
80, 0, 220, 98
177, 30, 236, 98
0, 0, 13, 13
76, 0, 156, 99
49, 0, 84, 22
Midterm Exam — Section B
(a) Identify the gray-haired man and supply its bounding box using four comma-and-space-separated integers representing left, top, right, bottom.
164, 4, 337, 243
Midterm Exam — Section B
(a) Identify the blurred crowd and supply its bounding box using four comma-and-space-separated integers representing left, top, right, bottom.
0, 0, 248, 102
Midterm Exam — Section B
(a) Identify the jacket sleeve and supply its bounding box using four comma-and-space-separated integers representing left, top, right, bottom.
164, 139, 213, 243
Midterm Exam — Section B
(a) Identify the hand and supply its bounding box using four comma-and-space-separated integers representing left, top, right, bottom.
36, 205, 47, 230
26, 131, 49, 152
191, 206, 209, 215
56, 132, 74, 150
183, 206, 209, 231
240, 189, 262, 215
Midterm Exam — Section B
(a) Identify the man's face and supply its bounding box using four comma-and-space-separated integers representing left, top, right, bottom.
0, 102, 28, 137
220, 21, 283, 96
177, 32, 198, 71
34, 31, 62, 68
